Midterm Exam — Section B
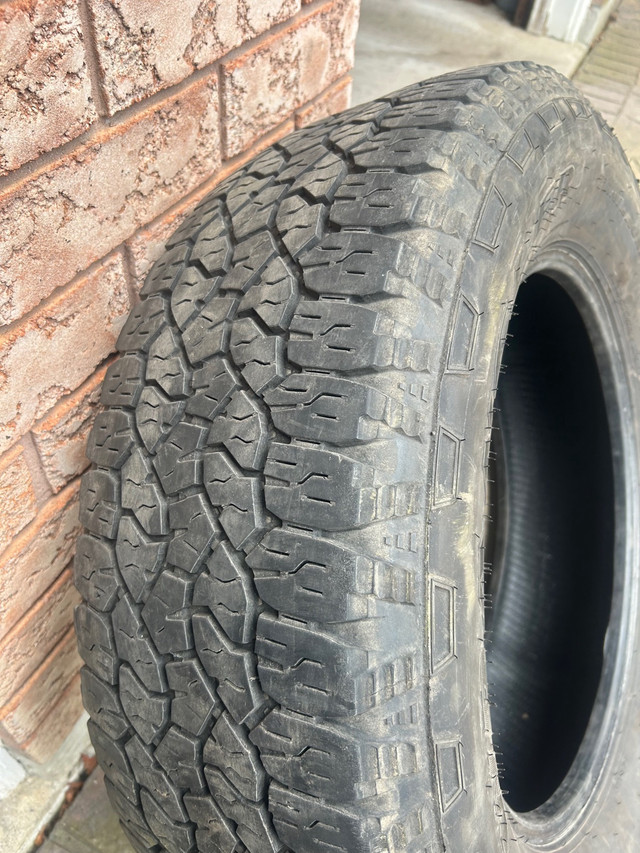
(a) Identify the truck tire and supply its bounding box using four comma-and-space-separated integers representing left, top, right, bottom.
75, 62, 640, 853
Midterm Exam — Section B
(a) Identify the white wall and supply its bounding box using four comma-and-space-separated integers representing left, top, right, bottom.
528, 0, 621, 43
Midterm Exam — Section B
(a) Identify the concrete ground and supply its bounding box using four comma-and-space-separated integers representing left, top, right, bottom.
351, 0, 586, 106
574, 0, 640, 175
37, 3, 640, 852
39, 770, 130, 853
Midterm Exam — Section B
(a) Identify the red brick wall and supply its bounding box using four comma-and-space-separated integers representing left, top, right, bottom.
0, 0, 359, 763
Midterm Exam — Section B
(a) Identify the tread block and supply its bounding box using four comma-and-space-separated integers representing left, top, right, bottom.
275, 194, 325, 257
88, 719, 137, 802
117, 296, 166, 354
251, 708, 366, 801
142, 571, 193, 655
190, 215, 233, 276
232, 192, 284, 242
135, 387, 186, 454
329, 118, 378, 149
269, 783, 372, 853
168, 493, 219, 573
208, 390, 269, 470
265, 374, 387, 444
331, 172, 422, 227
167, 201, 217, 247
140, 244, 191, 296
146, 325, 192, 398
289, 301, 429, 372
230, 318, 286, 394
120, 821, 158, 852
193, 613, 267, 725
205, 766, 282, 853
113, 595, 167, 693
290, 152, 347, 202
116, 516, 167, 603
264, 443, 375, 530
256, 613, 366, 716
194, 540, 259, 645
126, 735, 190, 823
184, 794, 242, 853
104, 779, 158, 849
122, 447, 168, 535
351, 127, 444, 169
156, 726, 206, 792
120, 664, 170, 745
86, 410, 134, 470
204, 451, 267, 549
248, 146, 286, 177
204, 712, 266, 802
101, 355, 145, 408
171, 265, 220, 331
75, 604, 118, 684
248, 529, 368, 622
74, 534, 120, 612
238, 256, 297, 331
182, 297, 238, 365
153, 422, 208, 495
140, 788, 195, 852
166, 659, 220, 737
80, 668, 129, 740
266, 442, 421, 529
279, 129, 330, 158
378, 98, 460, 130
79, 469, 121, 538
225, 174, 272, 215
299, 231, 428, 299
186, 357, 241, 421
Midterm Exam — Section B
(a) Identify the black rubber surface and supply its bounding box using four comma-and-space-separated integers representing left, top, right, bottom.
75, 63, 640, 853
486, 275, 615, 813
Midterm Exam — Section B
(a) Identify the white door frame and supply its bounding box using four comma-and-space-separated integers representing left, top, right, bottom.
527, 0, 593, 42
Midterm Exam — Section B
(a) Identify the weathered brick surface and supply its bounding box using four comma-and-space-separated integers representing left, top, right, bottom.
0, 482, 81, 643
0, 567, 80, 705
222, 0, 359, 155
0, 444, 38, 555
0, 0, 97, 175
0, 253, 130, 456
88, 0, 301, 114
295, 75, 352, 127
32, 365, 109, 492
0, 0, 358, 761
0, 74, 221, 326
0, 629, 81, 757
126, 118, 296, 289
18, 672, 84, 762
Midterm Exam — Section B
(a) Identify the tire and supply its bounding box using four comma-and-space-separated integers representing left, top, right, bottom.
75, 62, 640, 853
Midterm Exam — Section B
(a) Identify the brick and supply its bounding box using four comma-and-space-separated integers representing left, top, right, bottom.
0, 481, 81, 642
32, 365, 109, 493
0, 567, 80, 705
0, 629, 81, 758
88, 0, 300, 114
0, 253, 130, 456
126, 118, 295, 289
222, 0, 360, 156
0, 74, 221, 325
0, 0, 97, 175
295, 75, 352, 128
0, 444, 38, 554
19, 673, 84, 763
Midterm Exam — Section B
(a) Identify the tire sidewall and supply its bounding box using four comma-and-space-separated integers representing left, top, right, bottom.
426, 95, 640, 852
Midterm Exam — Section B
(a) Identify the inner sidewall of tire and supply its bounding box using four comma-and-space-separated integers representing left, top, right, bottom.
484, 271, 616, 816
